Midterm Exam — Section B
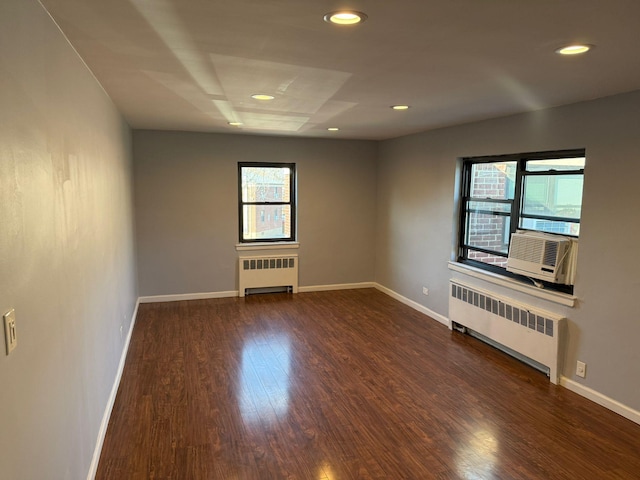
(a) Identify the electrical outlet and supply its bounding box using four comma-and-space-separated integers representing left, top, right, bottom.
422, 287, 429, 296
576, 361, 586, 378
4, 309, 17, 355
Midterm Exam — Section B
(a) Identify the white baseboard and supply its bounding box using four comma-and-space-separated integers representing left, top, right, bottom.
560, 376, 640, 425
138, 291, 238, 303
373, 283, 450, 327
140, 284, 375, 302
87, 299, 140, 480
298, 282, 375, 293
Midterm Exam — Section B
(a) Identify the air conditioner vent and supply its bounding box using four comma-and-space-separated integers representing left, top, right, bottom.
507, 231, 572, 284
543, 242, 559, 267
509, 235, 544, 264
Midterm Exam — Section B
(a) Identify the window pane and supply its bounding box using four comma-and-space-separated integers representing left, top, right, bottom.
520, 218, 580, 236
466, 249, 508, 268
522, 174, 583, 220
464, 211, 510, 254
469, 161, 517, 200
526, 157, 585, 172
241, 166, 291, 202
242, 205, 291, 240
467, 200, 511, 214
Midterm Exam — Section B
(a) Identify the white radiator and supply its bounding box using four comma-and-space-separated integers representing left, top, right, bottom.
449, 280, 565, 384
238, 255, 299, 297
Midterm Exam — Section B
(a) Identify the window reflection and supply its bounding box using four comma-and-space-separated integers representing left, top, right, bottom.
318, 462, 337, 480
239, 333, 291, 424
455, 428, 498, 479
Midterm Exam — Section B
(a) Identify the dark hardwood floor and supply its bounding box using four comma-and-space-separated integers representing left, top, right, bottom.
96, 289, 640, 479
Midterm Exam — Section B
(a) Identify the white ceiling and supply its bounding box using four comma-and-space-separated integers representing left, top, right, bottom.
40, 0, 640, 140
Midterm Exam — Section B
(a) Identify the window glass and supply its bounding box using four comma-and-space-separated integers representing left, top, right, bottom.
467, 201, 512, 214
469, 162, 517, 200
241, 166, 291, 203
242, 205, 291, 241
520, 218, 580, 236
522, 175, 583, 219
465, 249, 509, 268
526, 157, 585, 172
520, 157, 584, 237
239, 163, 295, 242
464, 212, 511, 255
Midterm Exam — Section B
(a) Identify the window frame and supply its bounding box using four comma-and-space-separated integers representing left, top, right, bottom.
238, 162, 297, 243
458, 149, 585, 289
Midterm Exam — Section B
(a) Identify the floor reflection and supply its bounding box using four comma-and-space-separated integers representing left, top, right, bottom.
319, 461, 337, 480
455, 427, 498, 479
238, 332, 291, 424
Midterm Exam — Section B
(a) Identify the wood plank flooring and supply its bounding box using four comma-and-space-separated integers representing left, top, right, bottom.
96, 289, 640, 479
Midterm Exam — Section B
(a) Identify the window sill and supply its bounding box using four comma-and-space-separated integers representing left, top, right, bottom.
448, 261, 576, 308
236, 242, 300, 252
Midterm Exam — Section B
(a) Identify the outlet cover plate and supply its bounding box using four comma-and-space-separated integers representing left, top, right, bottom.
4, 309, 17, 355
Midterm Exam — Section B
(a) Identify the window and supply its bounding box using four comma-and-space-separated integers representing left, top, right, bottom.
239, 162, 296, 242
458, 149, 585, 278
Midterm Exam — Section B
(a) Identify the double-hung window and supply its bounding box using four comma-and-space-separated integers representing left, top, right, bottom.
458, 149, 585, 279
238, 162, 296, 242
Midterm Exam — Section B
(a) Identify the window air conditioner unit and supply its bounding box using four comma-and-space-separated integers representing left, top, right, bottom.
507, 231, 572, 284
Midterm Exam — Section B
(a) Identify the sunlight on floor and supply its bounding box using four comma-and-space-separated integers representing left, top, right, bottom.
238, 332, 292, 424
455, 427, 499, 480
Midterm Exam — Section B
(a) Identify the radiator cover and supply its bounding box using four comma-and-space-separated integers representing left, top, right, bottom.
449, 280, 566, 384
238, 255, 299, 297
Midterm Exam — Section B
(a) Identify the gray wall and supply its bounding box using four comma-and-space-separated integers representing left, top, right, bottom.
376, 90, 640, 412
0, 1, 137, 479
133, 131, 377, 296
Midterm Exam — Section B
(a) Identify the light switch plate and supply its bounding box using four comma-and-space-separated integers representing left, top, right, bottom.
4, 309, 17, 355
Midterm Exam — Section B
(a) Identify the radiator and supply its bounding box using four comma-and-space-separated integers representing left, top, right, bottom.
238, 255, 299, 297
449, 280, 565, 384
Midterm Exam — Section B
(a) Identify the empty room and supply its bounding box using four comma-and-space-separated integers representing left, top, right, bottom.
2, 0, 640, 479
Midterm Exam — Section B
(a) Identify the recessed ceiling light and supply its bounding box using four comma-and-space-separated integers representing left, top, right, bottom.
251, 94, 275, 101
327, 127, 339, 131
228, 122, 243, 126
556, 44, 592, 55
324, 11, 368, 25
391, 105, 410, 110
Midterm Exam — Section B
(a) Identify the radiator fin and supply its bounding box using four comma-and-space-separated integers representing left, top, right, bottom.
451, 283, 556, 337
242, 257, 296, 271
239, 255, 299, 297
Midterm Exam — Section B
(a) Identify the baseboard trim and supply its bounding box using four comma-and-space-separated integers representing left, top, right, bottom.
140, 284, 377, 302
560, 376, 640, 425
87, 299, 140, 480
373, 283, 450, 327
298, 282, 375, 293
138, 291, 238, 303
